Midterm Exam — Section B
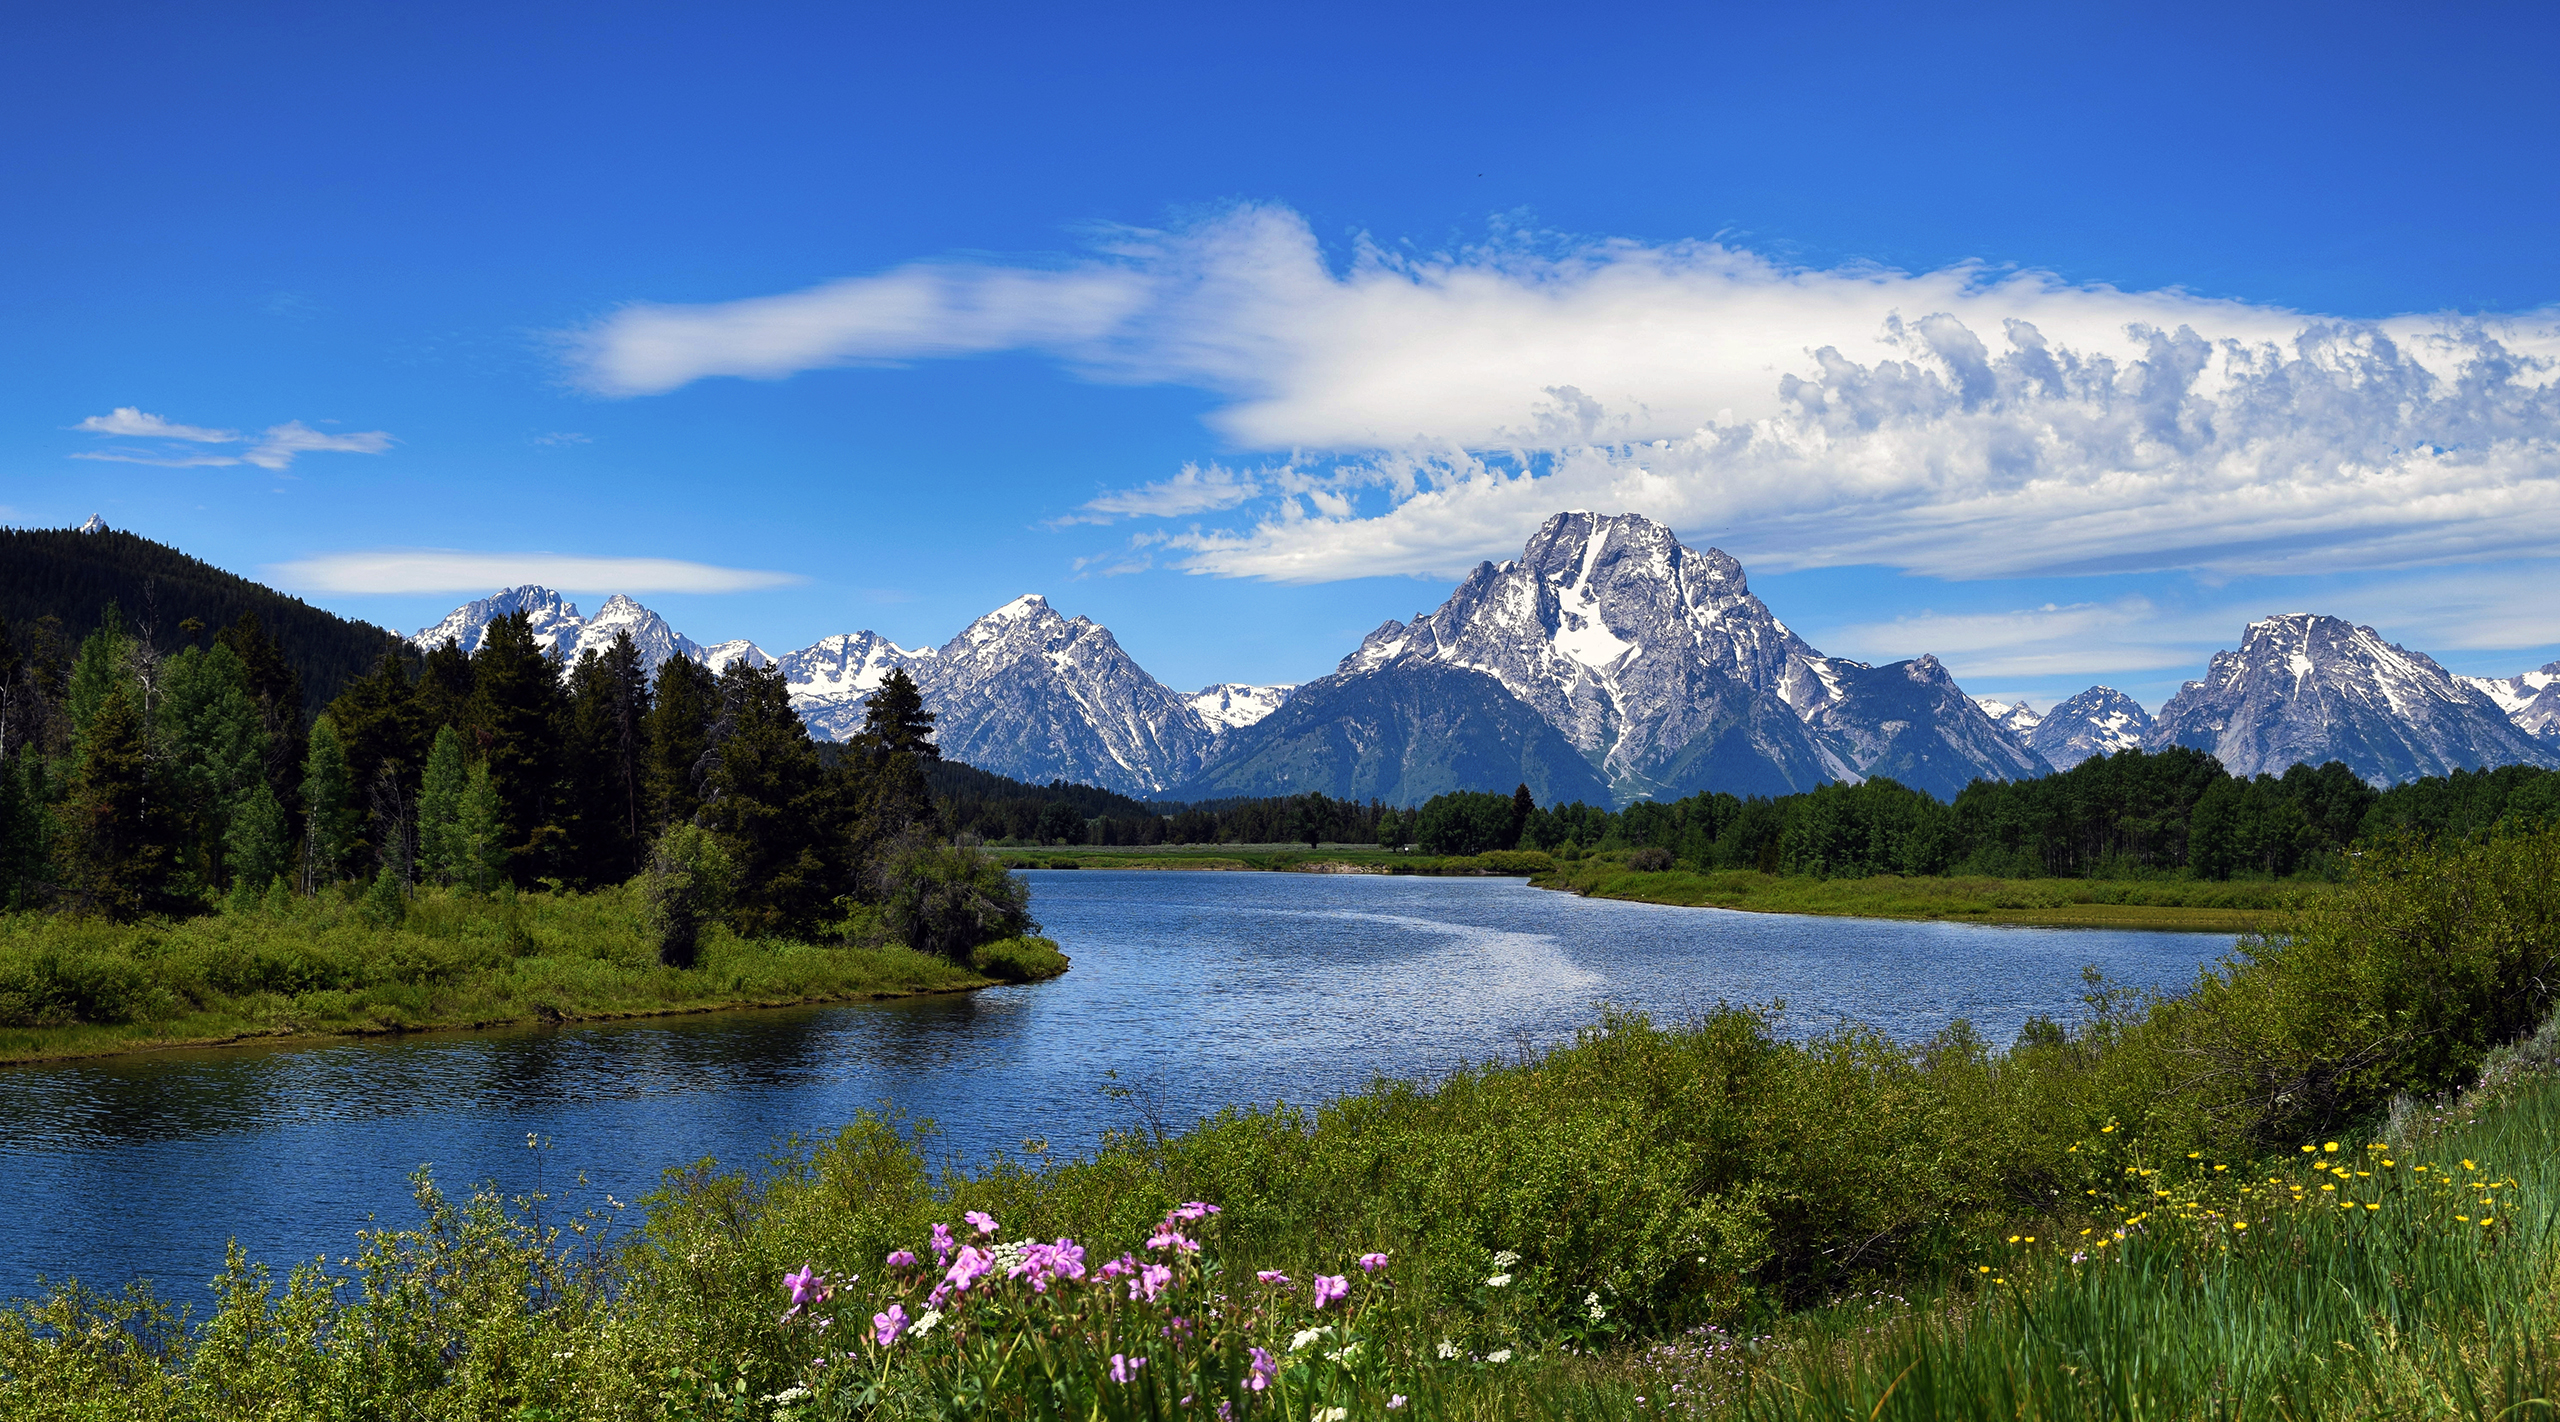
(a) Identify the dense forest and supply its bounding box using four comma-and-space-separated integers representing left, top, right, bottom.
0, 603, 1033, 963
967, 747, 2560, 881
0, 527, 410, 717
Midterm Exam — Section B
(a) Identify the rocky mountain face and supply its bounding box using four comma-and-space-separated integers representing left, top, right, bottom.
2460, 662, 2560, 740
2148, 615, 2559, 784
1181, 512, 2042, 804
779, 632, 934, 741
1983, 686, 2155, 772
410, 585, 588, 658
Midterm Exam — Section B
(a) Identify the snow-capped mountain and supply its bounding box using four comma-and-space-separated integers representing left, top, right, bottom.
411, 586, 588, 658
778, 632, 936, 740
2014, 687, 2153, 771
570, 593, 704, 669
1189, 683, 1295, 731
1184, 512, 2041, 804
2148, 615, 2559, 784
2460, 662, 2560, 740
1975, 699, 2044, 739
699, 639, 774, 674
912, 596, 1211, 795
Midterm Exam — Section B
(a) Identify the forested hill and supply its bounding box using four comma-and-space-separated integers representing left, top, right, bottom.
0, 526, 406, 714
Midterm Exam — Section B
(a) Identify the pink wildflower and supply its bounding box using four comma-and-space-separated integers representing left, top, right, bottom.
1358, 1252, 1390, 1273
1388, 1396, 1408, 1410
1311, 1274, 1349, 1308
929, 1223, 955, 1264
1109, 1353, 1147, 1383
885, 1249, 917, 1269
1247, 1347, 1277, 1391
964, 1209, 999, 1236
1169, 1201, 1220, 1222
1148, 1228, 1200, 1255
1131, 1261, 1174, 1302
1101, 1254, 1137, 1281
783, 1265, 831, 1316
1255, 1270, 1292, 1286
872, 1304, 909, 1346
946, 1245, 994, 1293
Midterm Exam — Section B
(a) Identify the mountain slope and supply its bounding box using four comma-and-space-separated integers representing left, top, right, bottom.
1169, 660, 1613, 806
0, 521, 404, 714
1197, 512, 2037, 805
2022, 686, 2154, 771
2460, 662, 2560, 739
2149, 615, 2559, 784
410, 585, 588, 659
913, 596, 1210, 796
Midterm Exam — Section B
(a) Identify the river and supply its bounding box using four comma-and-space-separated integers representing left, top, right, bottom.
0, 871, 2237, 1300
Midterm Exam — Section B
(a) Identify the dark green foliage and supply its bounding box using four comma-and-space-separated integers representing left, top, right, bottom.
869, 835, 1038, 959
644, 652, 719, 831
298, 716, 361, 887
563, 635, 651, 885
1412, 789, 1521, 855
699, 662, 839, 936
0, 526, 406, 717
466, 612, 567, 879
56, 684, 185, 919
416, 724, 467, 886
642, 823, 734, 968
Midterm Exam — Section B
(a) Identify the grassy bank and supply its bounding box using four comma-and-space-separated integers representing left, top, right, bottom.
3, 829, 2552, 1417
1533, 860, 2327, 930
0, 884, 1067, 1066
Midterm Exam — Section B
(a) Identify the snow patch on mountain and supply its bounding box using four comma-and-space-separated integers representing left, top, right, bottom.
2460, 662, 2560, 739
1189, 683, 1295, 732
2022, 686, 2153, 771
411, 586, 587, 658
698, 639, 773, 673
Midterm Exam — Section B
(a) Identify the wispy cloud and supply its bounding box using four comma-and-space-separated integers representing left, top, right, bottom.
74, 407, 239, 442
569, 204, 2560, 587
70, 408, 395, 471
534, 431, 592, 446
1056, 462, 1262, 525
270, 550, 805, 595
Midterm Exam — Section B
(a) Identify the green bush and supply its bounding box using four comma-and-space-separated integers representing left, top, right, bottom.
870, 836, 1038, 960
969, 934, 1071, 982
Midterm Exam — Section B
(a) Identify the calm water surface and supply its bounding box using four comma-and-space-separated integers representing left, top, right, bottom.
1, 871, 2235, 1299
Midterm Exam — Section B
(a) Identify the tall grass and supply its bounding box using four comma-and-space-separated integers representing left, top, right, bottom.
0, 882, 999, 1064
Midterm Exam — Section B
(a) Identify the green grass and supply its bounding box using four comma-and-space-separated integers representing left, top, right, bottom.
0, 884, 1041, 1066
1534, 863, 2330, 931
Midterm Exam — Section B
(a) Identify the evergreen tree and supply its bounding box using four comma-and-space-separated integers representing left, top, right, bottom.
839, 666, 943, 872
412, 635, 476, 743
644, 653, 719, 832
859, 668, 939, 761
56, 682, 183, 918
329, 650, 425, 824
66, 603, 133, 751
565, 633, 650, 884
216, 612, 306, 825
1508, 783, 1535, 850
416, 724, 467, 885
467, 611, 566, 881
0, 751, 52, 908
699, 662, 835, 934
300, 715, 360, 887
454, 760, 507, 892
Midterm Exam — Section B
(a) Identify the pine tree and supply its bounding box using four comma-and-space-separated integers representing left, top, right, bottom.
1508, 783, 1535, 851
159, 643, 271, 889
467, 611, 566, 881
216, 612, 306, 826
645, 653, 719, 832
226, 780, 288, 890
412, 635, 475, 743
416, 724, 467, 886
66, 603, 133, 752
57, 682, 183, 918
455, 760, 507, 892
300, 715, 360, 888
858, 668, 939, 762
699, 662, 836, 934
565, 633, 650, 884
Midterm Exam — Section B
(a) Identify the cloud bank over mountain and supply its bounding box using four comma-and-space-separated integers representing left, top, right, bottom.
571, 204, 2560, 588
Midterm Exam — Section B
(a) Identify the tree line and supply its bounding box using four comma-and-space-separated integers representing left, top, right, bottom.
0, 605, 1031, 960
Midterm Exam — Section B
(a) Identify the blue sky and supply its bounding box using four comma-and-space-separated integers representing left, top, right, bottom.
7, 0, 2558, 713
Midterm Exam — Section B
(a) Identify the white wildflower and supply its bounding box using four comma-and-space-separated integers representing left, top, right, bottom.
1490, 1250, 1521, 1269
1436, 1339, 1461, 1360
1312, 1410, 1348, 1422
912, 1309, 943, 1338
1290, 1326, 1328, 1352
1584, 1291, 1607, 1322
1487, 1348, 1514, 1364
1485, 1273, 1513, 1288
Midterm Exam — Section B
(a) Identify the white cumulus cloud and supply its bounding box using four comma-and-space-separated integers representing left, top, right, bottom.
567, 204, 2560, 585
271, 550, 805, 595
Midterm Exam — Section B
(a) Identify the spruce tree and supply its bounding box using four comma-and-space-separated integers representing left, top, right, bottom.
645, 653, 719, 832
699, 662, 834, 934
467, 611, 566, 881
57, 682, 182, 918
159, 643, 271, 889
300, 715, 360, 887
1508, 783, 1535, 851
216, 612, 305, 825
565, 633, 650, 884
413, 635, 475, 742
66, 603, 133, 752
225, 781, 288, 890
416, 724, 467, 886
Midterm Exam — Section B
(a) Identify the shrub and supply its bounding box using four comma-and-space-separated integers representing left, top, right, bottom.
870, 836, 1038, 961
642, 823, 736, 969
1628, 846, 1674, 872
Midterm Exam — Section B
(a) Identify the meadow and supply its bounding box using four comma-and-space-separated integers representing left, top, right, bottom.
0, 883, 1065, 1066
1, 827, 2552, 1417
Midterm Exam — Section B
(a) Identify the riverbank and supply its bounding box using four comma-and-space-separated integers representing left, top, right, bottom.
1529, 860, 2323, 931
998, 844, 1555, 875
0, 884, 1064, 1067
5, 828, 2552, 1417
